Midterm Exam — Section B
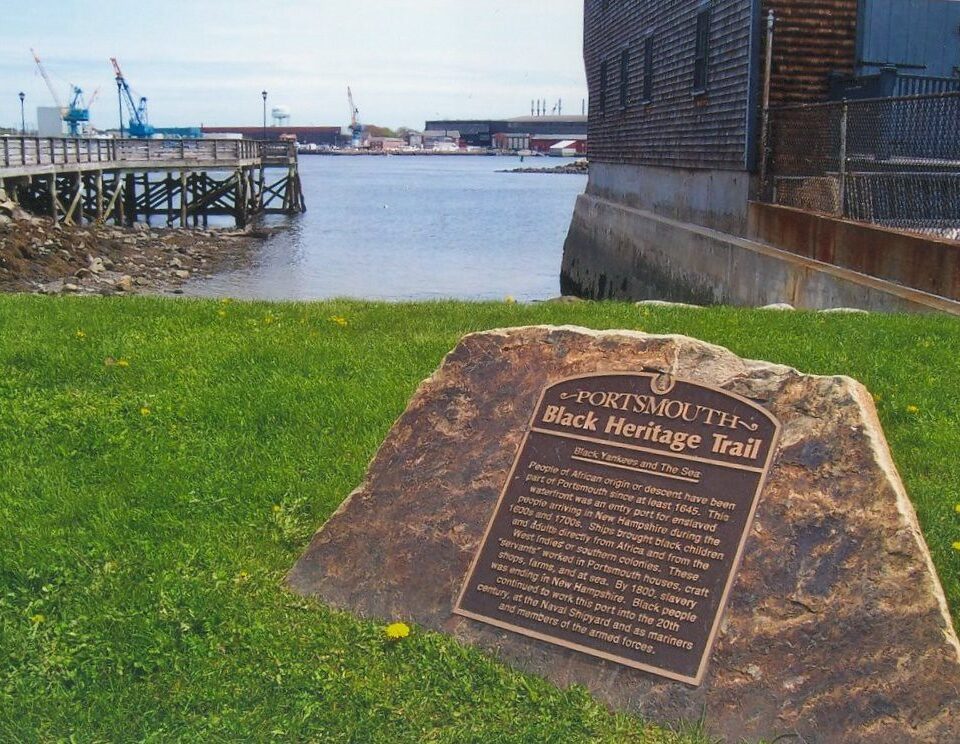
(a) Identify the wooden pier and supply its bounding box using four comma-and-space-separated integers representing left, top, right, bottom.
0, 137, 305, 228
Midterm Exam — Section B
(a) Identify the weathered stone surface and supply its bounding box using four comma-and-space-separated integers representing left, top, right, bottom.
636, 299, 705, 309
288, 326, 960, 743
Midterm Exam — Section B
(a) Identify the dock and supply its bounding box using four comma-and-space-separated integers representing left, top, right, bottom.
0, 137, 306, 228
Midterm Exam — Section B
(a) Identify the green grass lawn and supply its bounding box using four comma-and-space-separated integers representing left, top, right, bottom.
1, 295, 958, 743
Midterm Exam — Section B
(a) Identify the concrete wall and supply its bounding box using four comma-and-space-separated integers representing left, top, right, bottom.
561, 192, 960, 315
748, 202, 960, 300
588, 162, 753, 235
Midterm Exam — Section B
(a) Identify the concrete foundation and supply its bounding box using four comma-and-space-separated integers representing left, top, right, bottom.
587, 162, 754, 235
561, 193, 960, 315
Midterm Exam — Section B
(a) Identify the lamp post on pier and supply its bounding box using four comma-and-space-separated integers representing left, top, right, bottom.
18, 92, 25, 134
261, 90, 268, 141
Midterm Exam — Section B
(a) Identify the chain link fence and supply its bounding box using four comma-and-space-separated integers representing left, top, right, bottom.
762, 91, 960, 241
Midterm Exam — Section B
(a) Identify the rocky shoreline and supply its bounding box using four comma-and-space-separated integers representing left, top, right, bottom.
0, 201, 267, 296
499, 160, 588, 175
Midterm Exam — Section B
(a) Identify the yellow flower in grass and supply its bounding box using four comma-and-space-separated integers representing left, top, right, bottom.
955, 504, 960, 515
385, 622, 411, 640
116, 358, 130, 368
906, 405, 919, 414
953, 541, 960, 552
75, 330, 86, 340
140, 406, 151, 417
29, 614, 45, 625
217, 310, 227, 318
329, 316, 348, 327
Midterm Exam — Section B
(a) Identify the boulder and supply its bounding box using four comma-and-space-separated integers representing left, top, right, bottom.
289, 326, 960, 743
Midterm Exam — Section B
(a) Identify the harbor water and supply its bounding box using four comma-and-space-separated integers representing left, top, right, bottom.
184, 155, 586, 302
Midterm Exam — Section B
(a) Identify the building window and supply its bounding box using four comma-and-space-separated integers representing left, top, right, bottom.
642, 37, 654, 102
693, 8, 710, 93
619, 49, 630, 108
599, 59, 608, 114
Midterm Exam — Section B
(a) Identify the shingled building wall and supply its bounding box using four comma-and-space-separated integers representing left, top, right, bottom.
583, 0, 857, 170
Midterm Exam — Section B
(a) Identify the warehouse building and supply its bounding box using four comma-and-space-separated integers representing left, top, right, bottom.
423, 116, 587, 148
562, 0, 960, 311
201, 126, 344, 146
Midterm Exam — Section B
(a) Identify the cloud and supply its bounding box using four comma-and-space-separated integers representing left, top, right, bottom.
2, 0, 586, 130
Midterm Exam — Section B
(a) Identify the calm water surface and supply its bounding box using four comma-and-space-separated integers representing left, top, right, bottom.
184, 155, 586, 301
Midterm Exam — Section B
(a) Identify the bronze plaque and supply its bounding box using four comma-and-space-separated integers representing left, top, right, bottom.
454, 373, 781, 685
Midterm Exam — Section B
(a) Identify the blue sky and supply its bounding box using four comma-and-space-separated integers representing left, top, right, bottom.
3, 1, 587, 131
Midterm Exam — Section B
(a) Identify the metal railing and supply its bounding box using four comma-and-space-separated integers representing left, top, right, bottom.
762, 91, 960, 240
0, 137, 294, 172
894, 75, 960, 97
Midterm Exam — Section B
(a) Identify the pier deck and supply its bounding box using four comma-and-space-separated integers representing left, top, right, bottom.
0, 137, 305, 228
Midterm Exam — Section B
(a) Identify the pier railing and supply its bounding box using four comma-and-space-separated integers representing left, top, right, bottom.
0, 137, 294, 172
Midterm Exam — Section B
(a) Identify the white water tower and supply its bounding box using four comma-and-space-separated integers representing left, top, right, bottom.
271, 106, 291, 127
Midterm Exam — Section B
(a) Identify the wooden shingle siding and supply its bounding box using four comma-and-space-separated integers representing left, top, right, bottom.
584, 0, 757, 171
760, 0, 857, 104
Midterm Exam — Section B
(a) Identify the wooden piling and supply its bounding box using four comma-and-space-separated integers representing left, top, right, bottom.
49, 174, 58, 221
166, 172, 174, 226
180, 172, 188, 227
96, 171, 104, 220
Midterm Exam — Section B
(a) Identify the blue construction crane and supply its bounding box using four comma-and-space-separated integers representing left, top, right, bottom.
31, 48, 91, 135
111, 57, 154, 137
110, 57, 200, 139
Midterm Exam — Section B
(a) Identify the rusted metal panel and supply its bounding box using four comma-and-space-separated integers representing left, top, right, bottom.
747, 201, 960, 299
761, 0, 858, 104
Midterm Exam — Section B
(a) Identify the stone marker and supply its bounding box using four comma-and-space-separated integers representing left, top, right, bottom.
288, 326, 960, 743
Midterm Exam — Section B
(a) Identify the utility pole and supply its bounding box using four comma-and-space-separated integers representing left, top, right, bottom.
18, 92, 25, 133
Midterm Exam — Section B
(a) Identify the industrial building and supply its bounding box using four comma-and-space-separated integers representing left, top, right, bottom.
562, 0, 960, 313
200, 126, 344, 146
423, 116, 587, 149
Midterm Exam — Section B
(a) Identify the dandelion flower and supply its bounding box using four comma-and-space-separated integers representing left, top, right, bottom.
140, 406, 151, 417
385, 622, 411, 640
75, 330, 86, 340
906, 405, 919, 414
116, 359, 130, 368
955, 504, 960, 515
217, 310, 227, 318
329, 316, 348, 327
953, 541, 960, 552
29, 614, 45, 625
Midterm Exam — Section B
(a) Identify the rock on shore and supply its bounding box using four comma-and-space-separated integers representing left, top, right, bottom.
500, 159, 588, 175
0, 205, 266, 296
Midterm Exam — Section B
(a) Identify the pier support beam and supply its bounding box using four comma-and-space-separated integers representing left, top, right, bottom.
180, 172, 188, 227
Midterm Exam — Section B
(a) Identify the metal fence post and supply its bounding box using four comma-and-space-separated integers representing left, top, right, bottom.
838, 99, 848, 217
